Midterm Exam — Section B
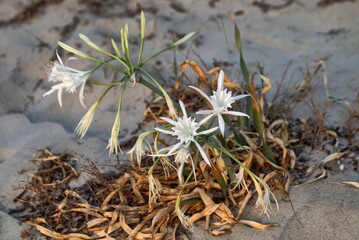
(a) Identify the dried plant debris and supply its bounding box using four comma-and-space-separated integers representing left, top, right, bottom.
266, 59, 359, 185
13, 149, 284, 239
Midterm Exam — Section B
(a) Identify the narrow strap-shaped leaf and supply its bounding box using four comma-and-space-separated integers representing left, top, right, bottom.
58, 41, 126, 73
79, 34, 113, 57
111, 38, 121, 57
142, 32, 195, 64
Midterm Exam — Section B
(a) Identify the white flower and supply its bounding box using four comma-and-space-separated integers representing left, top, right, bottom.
107, 111, 122, 155
43, 51, 91, 108
154, 100, 218, 166
233, 166, 249, 191
127, 130, 154, 167
75, 101, 98, 139
175, 147, 192, 185
253, 178, 279, 218
189, 70, 250, 136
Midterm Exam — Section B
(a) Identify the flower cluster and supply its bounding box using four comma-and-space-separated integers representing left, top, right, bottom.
152, 70, 249, 168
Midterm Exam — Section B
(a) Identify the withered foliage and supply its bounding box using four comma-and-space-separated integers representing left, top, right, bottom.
14, 149, 280, 239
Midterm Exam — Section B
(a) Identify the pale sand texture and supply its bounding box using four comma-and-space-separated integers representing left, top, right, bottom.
0, 0, 358, 239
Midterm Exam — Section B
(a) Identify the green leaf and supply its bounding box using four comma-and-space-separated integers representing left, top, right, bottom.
233, 22, 249, 85
171, 32, 196, 47
58, 41, 127, 74
141, 32, 196, 64
233, 21, 251, 129
79, 34, 113, 56
79, 33, 130, 71
210, 164, 228, 198
111, 38, 121, 57
262, 140, 276, 164
120, 28, 126, 57
124, 24, 133, 68
58, 41, 93, 60
234, 21, 242, 53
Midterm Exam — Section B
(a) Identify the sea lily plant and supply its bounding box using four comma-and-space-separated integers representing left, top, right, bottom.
43, 11, 278, 233
43, 11, 194, 155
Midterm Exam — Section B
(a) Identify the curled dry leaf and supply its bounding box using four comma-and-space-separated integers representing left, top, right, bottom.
239, 219, 279, 229
342, 181, 359, 189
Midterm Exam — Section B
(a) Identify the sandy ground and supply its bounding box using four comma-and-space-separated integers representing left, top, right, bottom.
0, 0, 358, 239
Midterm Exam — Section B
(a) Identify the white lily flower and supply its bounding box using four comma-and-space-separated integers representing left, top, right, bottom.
74, 101, 98, 139
127, 130, 154, 167
189, 70, 250, 136
107, 111, 122, 155
175, 147, 192, 185
43, 51, 91, 108
233, 166, 249, 191
253, 177, 279, 218
154, 100, 218, 166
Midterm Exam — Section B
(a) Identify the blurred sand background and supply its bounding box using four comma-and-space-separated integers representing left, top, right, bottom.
0, 0, 358, 239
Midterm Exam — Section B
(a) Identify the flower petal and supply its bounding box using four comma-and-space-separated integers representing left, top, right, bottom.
154, 127, 174, 135
218, 114, 225, 136
188, 86, 213, 104
168, 141, 184, 155
43, 88, 56, 98
179, 100, 187, 118
57, 88, 63, 107
79, 81, 86, 108
198, 113, 215, 126
217, 70, 224, 92
196, 109, 213, 115
197, 126, 218, 136
232, 94, 250, 101
56, 50, 64, 66
223, 111, 250, 118
159, 117, 177, 126
193, 140, 211, 166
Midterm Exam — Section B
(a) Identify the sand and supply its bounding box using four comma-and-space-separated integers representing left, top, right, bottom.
0, 0, 358, 239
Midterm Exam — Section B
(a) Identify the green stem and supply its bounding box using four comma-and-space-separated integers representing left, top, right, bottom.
87, 80, 123, 87
148, 157, 161, 175
98, 85, 114, 102
135, 67, 180, 110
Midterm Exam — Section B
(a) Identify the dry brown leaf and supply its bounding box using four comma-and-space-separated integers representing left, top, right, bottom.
342, 181, 359, 189
27, 221, 92, 239
240, 131, 258, 151
87, 217, 109, 228
239, 219, 278, 229
152, 206, 174, 228
321, 152, 346, 165
189, 204, 220, 223
294, 169, 327, 187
